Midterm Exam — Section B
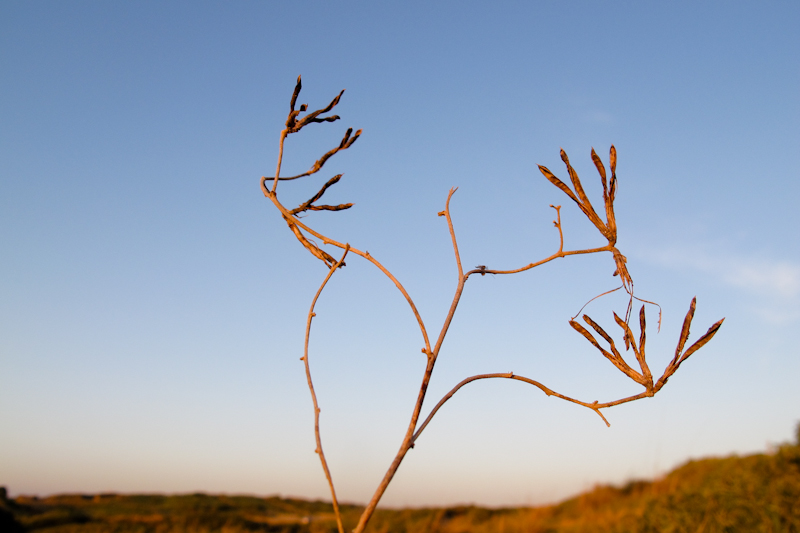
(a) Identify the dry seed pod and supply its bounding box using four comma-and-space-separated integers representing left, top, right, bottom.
295, 90, 345, 131
583, 314, 614, 346
674, 297, 697, 365
570, 319, 608, 355
291, 174, 344, 215
268, 126, 361, 182
638, 305, 647, 356
290, 75, 302, 110
561, 149, 606, 234
539, 164, 581, 206
610, 145, 617, 176
677, 318, 725, 365
591, 148, 607, 186
285, 218, 340, 268
540, 148, 622, 265
654, 300, 724, 392
572, 317, 645, 386
613, 312, 636, 352
308, 203, 354, 212
612, 307, 652, 386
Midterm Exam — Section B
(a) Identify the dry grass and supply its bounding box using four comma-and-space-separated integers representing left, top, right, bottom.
3, 430, 799, 532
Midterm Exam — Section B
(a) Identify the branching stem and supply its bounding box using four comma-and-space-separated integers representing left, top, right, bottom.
353, 187, 467, 533
263, 80, 722, 533
412, 373, 661, 446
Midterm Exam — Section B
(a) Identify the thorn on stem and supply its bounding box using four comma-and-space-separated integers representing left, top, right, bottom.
438, 211, 446, 217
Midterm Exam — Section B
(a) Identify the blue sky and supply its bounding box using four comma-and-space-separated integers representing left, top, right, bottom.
1, 1, 798, 508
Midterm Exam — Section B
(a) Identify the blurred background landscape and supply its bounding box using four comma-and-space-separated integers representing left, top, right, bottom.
3, 426, 799, 531
1, 0, 798, 523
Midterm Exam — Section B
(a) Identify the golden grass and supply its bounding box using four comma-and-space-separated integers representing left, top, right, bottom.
3, 429, 798, 532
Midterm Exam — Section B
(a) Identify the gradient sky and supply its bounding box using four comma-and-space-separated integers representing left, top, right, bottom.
1, 1, 799, 508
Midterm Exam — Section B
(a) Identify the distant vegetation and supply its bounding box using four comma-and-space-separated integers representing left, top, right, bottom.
3, 427, 798, 532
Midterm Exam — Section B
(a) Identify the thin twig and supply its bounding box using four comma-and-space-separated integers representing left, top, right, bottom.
633, 295, 663, 332
302, 245, 350, 533
572, 286, 623, 320
552, 205, 564, 252
464, 245, 614, 279
438, 187, 463, 280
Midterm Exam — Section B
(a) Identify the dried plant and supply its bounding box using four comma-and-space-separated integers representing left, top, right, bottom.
260, 76, 724, 533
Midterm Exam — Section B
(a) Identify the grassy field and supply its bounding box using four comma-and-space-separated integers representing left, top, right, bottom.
3, 427, 799, 532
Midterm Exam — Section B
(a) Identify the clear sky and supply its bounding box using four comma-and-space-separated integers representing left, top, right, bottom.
1, 1, 798, 508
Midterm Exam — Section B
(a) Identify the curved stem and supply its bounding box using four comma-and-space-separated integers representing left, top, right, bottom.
262, 185, 432, 355
411, 372, 656, 445
571, 286, 624, 320
302, 245, 350, 533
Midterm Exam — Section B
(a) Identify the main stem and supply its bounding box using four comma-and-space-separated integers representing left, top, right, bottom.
353, 280, 466, 533
353, 191, 466, 533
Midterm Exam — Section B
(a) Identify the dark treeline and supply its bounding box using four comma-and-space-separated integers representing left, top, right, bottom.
2, 427, 799, 533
